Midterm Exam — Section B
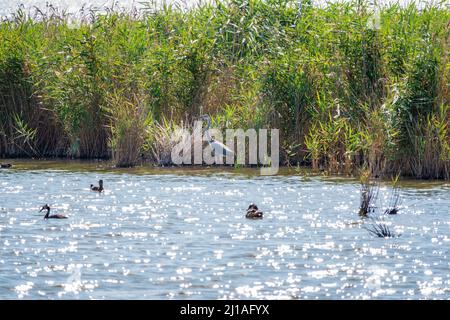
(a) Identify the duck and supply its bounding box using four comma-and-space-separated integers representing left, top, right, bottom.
245, 203, 263, 219
40, 204, 68, 219
0, 163, 12, 168
90, 179, 103, 192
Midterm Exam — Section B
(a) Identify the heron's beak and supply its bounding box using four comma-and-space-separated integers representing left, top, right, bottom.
39, 207, 44, 212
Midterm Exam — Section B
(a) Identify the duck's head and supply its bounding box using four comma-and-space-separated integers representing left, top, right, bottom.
99, 179, 103, 187
247, 203, 258, 211
40, 204, 50, 212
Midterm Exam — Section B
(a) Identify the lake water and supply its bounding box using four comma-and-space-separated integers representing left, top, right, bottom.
0, 160, 449, 299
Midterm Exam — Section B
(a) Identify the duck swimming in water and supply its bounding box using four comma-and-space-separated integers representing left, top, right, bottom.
0, 163, 12, 168
246, 203, 263, 219
90, 179, 103, 192
40, 204, 68, 219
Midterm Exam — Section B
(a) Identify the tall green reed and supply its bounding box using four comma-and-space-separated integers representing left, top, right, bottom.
0, 0, 447, 177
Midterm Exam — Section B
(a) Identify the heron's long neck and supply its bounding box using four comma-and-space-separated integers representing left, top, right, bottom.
44, 208, 50, 219
204, 129, 213, 142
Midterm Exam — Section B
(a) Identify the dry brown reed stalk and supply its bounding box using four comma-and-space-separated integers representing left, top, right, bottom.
146, 119, 192, 166
105, 92, 149, 167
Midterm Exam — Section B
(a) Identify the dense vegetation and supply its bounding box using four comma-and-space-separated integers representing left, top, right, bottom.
0, 0, 448, 178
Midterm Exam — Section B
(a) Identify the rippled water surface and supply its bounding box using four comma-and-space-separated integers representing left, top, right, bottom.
1, 161, 449, 299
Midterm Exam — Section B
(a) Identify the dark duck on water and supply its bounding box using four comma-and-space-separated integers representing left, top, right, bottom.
0, 163, 12, 168
246, 204, 263, 219
40, 204, 68, 219
90, 179, 104, 192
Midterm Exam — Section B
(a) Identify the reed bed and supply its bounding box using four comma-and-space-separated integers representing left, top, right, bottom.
0, 0, 448, 177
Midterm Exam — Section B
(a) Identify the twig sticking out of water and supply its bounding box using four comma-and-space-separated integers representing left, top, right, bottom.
364, 218, 398, 238
384, 186, 401, 215
359, 173, 379, 216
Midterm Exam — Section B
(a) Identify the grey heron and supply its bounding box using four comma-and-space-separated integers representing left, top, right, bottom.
198, 114, 234, 158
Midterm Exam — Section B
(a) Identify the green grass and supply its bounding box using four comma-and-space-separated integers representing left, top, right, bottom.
0, 0, 448, 178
